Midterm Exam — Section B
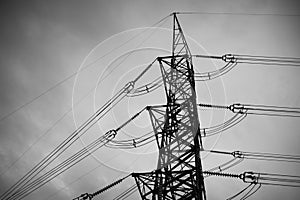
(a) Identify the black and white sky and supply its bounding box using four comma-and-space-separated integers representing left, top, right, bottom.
0, 0, 300, 199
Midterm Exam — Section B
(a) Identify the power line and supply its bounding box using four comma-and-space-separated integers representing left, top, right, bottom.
4, 107, 146, 200
203, 171, 300, 187
1, 54, 158, 199
226, 183, 261, 200
193, 53, 300, 81
5, 11, 300, 200
0, 81, 130, 199
44, 163, 102, 200
0, 85, 127, 200
205, 149, 300, 163
0, 17, 169, 185
79, 12, 300, 200
113, 184, 138, 200
46, 141, 151, 200
0, 48, 164, 179
0, 13, 171, 200
198, 102, 300, 118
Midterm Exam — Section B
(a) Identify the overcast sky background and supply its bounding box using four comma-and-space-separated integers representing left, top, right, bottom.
0, 0, 300, 199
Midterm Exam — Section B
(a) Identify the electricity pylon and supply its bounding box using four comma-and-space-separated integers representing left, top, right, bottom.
132, 13, 206, 200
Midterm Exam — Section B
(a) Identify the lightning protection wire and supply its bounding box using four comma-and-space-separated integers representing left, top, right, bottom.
175, 11, 300, 17
0, 14, 171, 123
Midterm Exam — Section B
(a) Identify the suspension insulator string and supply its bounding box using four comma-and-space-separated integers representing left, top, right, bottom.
73, 174, 132, 200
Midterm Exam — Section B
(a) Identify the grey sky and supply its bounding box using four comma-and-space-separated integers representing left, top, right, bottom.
0, 0, 300, 199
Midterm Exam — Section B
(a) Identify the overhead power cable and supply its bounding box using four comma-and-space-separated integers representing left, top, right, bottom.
199, 112, 247, 137
203, 171, 300, 187
0, 55, 158, 179
0, 76, 103, 178
105, 111, 245, 149
233, 54, 300, 67
5, 107, 146, 200
194, 53, 300, 67
105, 113, 244, 150
0, 85, 127, 200
1, 59, 157, 200
113, 184, 138, 200
126, 76, 163, 97
0, 15, 169, 192
126, 53, 300, 96
127, 68, 172, 97
192, 53, 300, 81
226, 183, 261, 200
206, 149, 300, 163
46, 143, 146, 200
8, 136, 109, 200
198, 102, 300, 117
105, 129, 156, 149
192, 54, 236, 81
104, 103, 247, 150
104, 102, 299, 151
44, 163, 102, 200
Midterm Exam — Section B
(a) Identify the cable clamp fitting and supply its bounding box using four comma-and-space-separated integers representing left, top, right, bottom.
229, 103, 246, 114
124, 81, 135, 94
105, 130, 117, 140
222, 54, 237, 63
240, 171, 259, 184
232, 151, 244, 158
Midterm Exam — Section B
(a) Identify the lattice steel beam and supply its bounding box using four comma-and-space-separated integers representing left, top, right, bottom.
134, 13, 206, 200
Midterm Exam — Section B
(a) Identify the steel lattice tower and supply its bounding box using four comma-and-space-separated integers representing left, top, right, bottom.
132, 13, 206, 200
